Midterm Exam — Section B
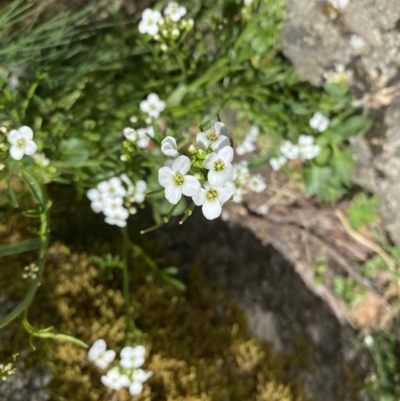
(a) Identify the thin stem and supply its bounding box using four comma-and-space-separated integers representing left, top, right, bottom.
121, 227, 137, 340
0, 205, 49, 329
145, 188, 164, 197
163, 202, 180, 223
179, 202, 195, 225
140, 222, 165, 235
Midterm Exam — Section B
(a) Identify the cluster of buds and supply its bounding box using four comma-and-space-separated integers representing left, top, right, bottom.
0, 362, 16, 381
88, 339, 152, 396
22, 263, 39, 280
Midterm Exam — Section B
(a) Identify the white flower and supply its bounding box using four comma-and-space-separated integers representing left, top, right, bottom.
247, 125, 259, 140
88, 339, 116, 369
137, 126, 155, 149
349, 34, 365, 50
244, 0, 254, 5
203, 146, 234, 187
248, 174, 266, 193
139, 9, 162, 36
101, 367, 130, 390
280, 140, 299, 160
328, 0, 349, 9
233, 161, 250, 184
123, 127, 138, 141
269, 156, 287, 171
309, 112, 330, 132
87, 188, 106, 213
132, 180, 147, 203
193, 182, 235, 220
120, 345, 146, 369
129, 115, 138, 123
164, 2, 187, 22
98, 177, 127, 199
129, 381, 143, 395
161, 136, 179, 157
103, 196, 124, 216
196, 122, 231, 151
221, 210, 230, 221
140, 93, 165, 118
132, 369, 153, 383
298, 134, 314, 146
33, 153, 50, 167
158, 155, 201, 204
104, 207, 129, 227
256, 204, 269, 215
364, 335, 374, 347
235, 139, 255, 156
299, 144, 321, 160
7, 126, 37, 161
232, 187, 244, 203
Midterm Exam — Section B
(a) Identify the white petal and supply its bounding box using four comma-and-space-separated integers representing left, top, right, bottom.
24, 140, 37, 156
208, 165, 233, 187
202, 200, 222, 220
182, 175, 200, 197
193, 188, 206, 206
217, 186, 235, 204
196, 132, 209, 150
165, 185, 182, 204
172, 155, 190, 174
9, 146, 25, 160
218, 146, 234, 163
134, 192, 145, 203
211, 136, 230, 151
140, 100, 150, 113
158, 167, 174, 187
87, 188, 100, 201
129, 381, 143, 395
7, 130, 20, 144
203, 153, 217, 170
133, 369, 153, 383
136, 180, 147, 192
18, 126, 33, 140
103, 350, 116, 364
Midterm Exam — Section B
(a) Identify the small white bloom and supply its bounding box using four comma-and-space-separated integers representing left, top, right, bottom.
137, 126, 155, 148
98, 177, 127, 199
235, 139, 255, 156
129, 381, 143, 395
247, 125, 259, 140
103, 196, 124, 216
145, 117, 152, 125
309, 112, 330, 132
131, 180, 147, 203
120, 345, 146, 369
33, 153, 50, 167
158, 155, 201, 204
101, 367, 130, 390
164, 2, 187, 22
233, 161, 250, 184
132, 369, 153, 383
193, 182, 235, 220
104, 206, 129, 227
280, 140, 299, 160
364, 335, 374, 347
123, 127, 138, 141
298, 134, 314, 146
256, 204, 269, 216
269, 156, 287, 171
221, 210, 230, 221
161, 136, 179, 158
129, 115, 138, 124
203, 146, 234, 187
87, 188, 106, 213
140, 93, 165, 119
349, 34, 365, 50
328, 0, 349, 9
7, 126, 37, 161
139, 9, 162, 36
196, 122, 231, 151
248, 174, 266, 193
299, 144, 321, 160
88, 339, 116, 369
120, 173, 134, 195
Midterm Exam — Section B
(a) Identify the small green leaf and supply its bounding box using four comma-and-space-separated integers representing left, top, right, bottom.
7, 182, 19, 208
346, 194, 379, 230
21, 170, 44, 205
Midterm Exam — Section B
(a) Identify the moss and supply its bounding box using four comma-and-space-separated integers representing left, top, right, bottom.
0, 238, 314, 401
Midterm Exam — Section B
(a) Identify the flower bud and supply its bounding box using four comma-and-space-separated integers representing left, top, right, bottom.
192, 160, 203, 169
160, 44, 168, 52
187, 19, 194, 29
171, 28, 180, 39
196, 149, 207, 160
188, 144, 198, 155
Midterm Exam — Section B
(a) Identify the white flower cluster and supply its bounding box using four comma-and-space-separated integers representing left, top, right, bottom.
270, 134, 322, 171
139, 3, 193, 42
158, 122, 267, 220
87, 175, 146, 227
7, 126, 37, 161
22, 263, 39, 280
123, 125, 156, 149
88, 339, 152, 396
235, 125, 259, 156
230, 160, 266, 203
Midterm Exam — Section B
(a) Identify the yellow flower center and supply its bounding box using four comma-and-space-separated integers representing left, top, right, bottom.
206, 129, 217, 141
17, 138, 26, 148
173, 172, 184, 186
206, 189, 218, 200
213, 160, 225, 171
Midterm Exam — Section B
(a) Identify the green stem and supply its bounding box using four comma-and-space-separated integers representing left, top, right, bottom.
121, 227, 137, 340
145, 188, 164, 197
0, 206, 49, 329
179, 202, 195, 225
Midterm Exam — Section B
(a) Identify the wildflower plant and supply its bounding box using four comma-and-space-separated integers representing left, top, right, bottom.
0, 0, 373, 394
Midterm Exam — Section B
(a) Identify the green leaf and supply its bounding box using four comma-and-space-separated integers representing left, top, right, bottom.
61, 138, 89, 165
163, 276, 186, 291
23, 209, 42, 218
346, 194, 379, 230
21, 170, 44, 205
163, 266, 178, 275
7, 182, 19, 208
0, 238, 41, 257
335, 116, 372, 142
